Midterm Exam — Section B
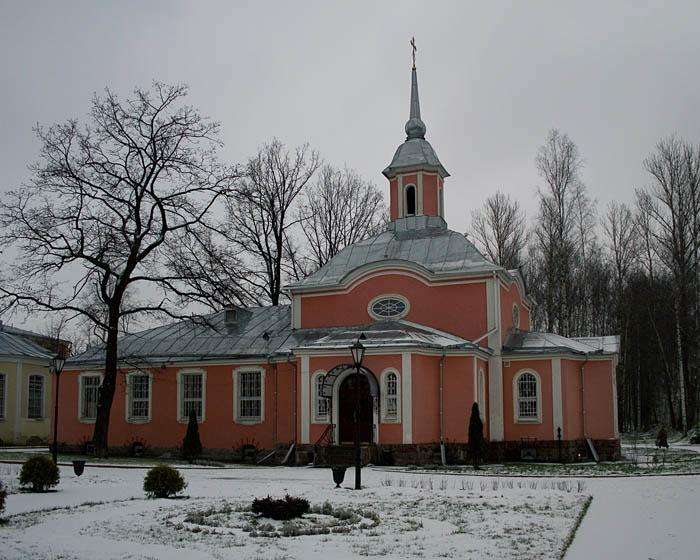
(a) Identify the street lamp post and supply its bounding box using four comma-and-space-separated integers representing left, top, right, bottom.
51, 353, 66, 465
350, 337, 366, 490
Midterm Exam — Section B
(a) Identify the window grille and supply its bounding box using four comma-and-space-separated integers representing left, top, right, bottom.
315, 374, 329, 420
385, 372, 398, 418
81, 376, 101, 420
517, 372, 538, 419
370, 297, 407, 319
238, 371, 261, 420
181, 373, 203, 420
129, 375, 150, 419
28, 375, 44, 418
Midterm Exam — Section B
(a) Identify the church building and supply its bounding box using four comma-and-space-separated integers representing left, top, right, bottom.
58, 60, 620, 464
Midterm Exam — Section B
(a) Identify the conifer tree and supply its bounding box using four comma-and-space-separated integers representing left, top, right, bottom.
182, 408, 203, 463
467, 402, 485, 470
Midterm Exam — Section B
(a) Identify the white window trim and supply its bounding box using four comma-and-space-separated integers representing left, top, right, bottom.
367, 293, 411, 321
177, 368, 206, 424
477, 367, 486, 421
311, 370, 330, 424
78, 372, 104, 424
513, 369, 542, 424
0, 372, 7, 420
380, 368, 401, 423
233, 367, 265, 425
124, 371, 153, 424
512, 303, 521, 329
27, 372, 47, 420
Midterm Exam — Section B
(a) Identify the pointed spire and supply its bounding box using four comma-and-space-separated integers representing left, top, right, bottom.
405, 66, 426, 140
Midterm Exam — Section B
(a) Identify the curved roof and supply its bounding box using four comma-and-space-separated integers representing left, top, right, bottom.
383, 137, 449, 179
289, 216, 501, 291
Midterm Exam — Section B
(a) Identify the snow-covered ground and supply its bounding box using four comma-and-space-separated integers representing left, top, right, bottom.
0, 462, 696, 559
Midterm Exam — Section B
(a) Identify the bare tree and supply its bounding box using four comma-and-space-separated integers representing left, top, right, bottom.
0, 83, 236, 455
299, 165, 386, 271
604, 201, 638, 295
225, 139, 321, 305
468, 191, 526, 270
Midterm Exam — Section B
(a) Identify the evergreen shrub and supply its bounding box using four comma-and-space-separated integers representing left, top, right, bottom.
143, 465, 186, 498
182, 408, 203, 463
252, 494, 310, 520
18, 455, 60, 492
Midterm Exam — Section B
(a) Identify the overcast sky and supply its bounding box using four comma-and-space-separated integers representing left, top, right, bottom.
2, 1, 700, 330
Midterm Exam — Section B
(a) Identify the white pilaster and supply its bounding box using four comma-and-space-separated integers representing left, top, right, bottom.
417, 173, 424, 215
300, 355, 310, 444
397, 175, 404, 218
401, 352, 412, 444
292, 295, 301, 329
552, 358, 563, 439
14, 359, 22, 441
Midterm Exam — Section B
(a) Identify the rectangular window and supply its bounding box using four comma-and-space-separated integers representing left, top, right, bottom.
315, 375, 329, 421
0, 373, 5, 419
81, 375, 101, 420
181, 373, 203, 421
28, 375, 44, 418
238, 371, 262, 420
128, 375, 150, 420
384, 372, 398, 420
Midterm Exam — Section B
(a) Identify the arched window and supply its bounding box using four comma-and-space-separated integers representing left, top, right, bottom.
381, 369, 401, 422
405, 185, 416, 216
28, 374, 44, 419
514, 371, 541, 422
313, 371, 329, 423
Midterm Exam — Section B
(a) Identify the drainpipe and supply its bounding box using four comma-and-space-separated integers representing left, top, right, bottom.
287, 354, 298, 444
272, 357, 278, 446
439, 349, 446, 465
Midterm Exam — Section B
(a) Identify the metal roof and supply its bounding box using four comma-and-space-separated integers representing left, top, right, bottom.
503, 330, 616, 356
288, 319, 483, 353
68, 306, 294, 366
289, 216, 500, 290
0, 330, 53, 360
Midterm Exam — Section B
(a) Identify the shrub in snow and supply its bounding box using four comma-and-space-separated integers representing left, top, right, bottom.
0, 480, 7, 515
143, 465, 186, 498
655, 427, 669, 449
18, 455, 59, 492
252, 494, 310, 520
182, 408, 202, 463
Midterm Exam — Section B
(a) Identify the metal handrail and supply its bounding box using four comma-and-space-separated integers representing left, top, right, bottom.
315, 423, 335, 446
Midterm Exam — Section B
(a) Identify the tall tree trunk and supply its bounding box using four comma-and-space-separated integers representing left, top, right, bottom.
673, 298, 688, 432
93, 310, 120, 457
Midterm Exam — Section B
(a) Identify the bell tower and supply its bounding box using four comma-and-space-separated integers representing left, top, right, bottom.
383, 41, 449, 222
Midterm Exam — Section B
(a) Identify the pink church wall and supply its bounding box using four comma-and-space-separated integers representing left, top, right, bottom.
421, 174, 439, 216
300, 273, 489, 341
443, 355, 477, 442
411, 354, 440, 442
562, 359, 584, 440
59, 362, 297, 451
582, 359, 617, 439
502, 359, 554, 441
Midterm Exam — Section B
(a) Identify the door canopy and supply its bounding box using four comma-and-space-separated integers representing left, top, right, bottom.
320, 363, 379, 399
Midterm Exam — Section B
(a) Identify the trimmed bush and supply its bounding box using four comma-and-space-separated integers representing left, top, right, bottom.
252, 494, 310, 520
19, 455, 60, 492
143, 464, 186, 498
182, 408, 202, 463
0, 480, 7, 515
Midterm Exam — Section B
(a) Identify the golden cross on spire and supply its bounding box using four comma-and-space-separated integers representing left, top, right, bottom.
410, 36, 417, 69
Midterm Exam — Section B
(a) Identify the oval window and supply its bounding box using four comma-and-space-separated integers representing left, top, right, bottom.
369, 295, 409, 320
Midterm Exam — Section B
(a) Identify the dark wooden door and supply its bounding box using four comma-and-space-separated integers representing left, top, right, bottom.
338, 374, 373, 444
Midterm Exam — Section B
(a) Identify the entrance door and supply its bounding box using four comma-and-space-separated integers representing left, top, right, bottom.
338, 374, 373, 444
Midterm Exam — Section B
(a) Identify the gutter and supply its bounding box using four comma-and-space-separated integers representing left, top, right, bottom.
287, 353, 298, 444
